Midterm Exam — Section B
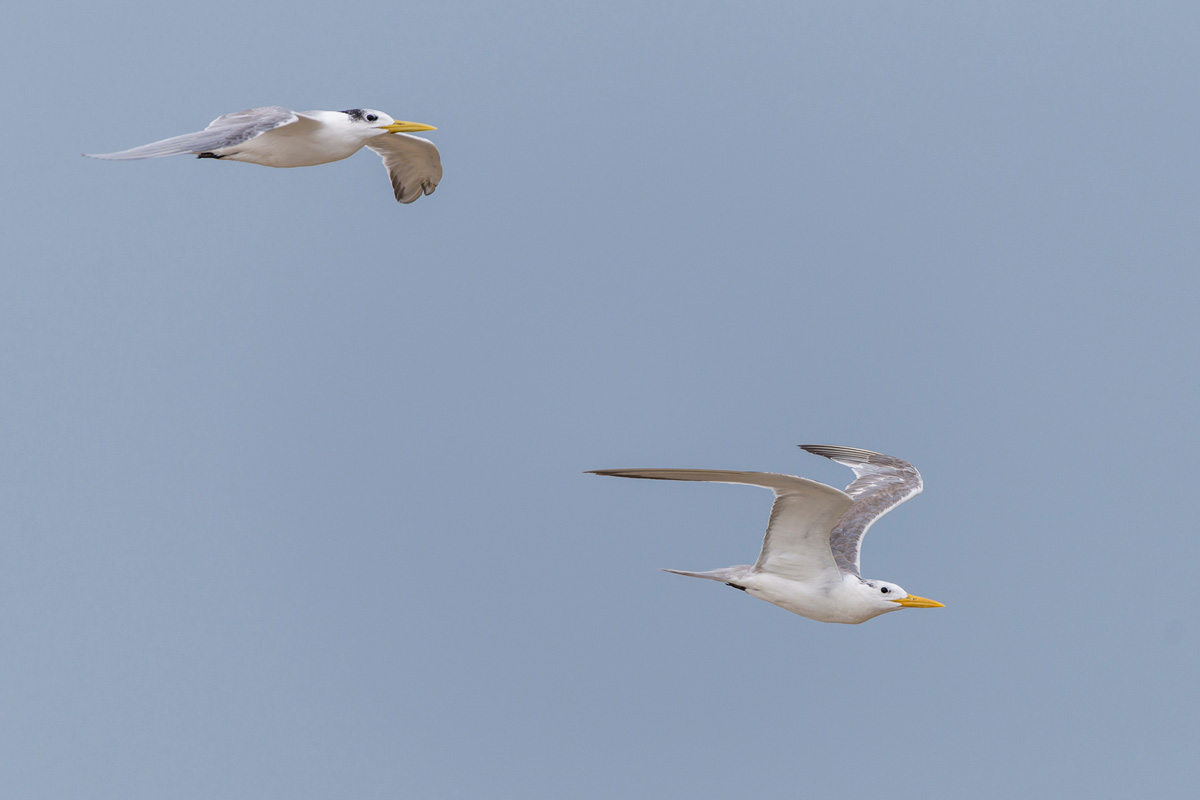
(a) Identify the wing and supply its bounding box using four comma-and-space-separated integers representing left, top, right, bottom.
84, 106, 303, 160
588, 469, 853, 582
365, 133, 442, 203
798, 445, 923, 576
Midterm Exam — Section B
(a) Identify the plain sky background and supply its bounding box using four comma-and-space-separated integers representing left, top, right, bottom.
2, 1, 1198, 797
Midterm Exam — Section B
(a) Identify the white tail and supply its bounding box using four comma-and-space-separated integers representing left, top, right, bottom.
661, 566, 751, 583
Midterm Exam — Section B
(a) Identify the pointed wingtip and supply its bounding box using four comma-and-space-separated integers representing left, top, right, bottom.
798, 444, 885, 461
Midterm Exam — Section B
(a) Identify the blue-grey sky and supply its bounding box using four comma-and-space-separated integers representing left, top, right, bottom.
2, 1, 1198, 797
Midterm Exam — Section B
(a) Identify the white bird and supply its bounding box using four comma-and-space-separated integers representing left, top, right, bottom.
590, 444, 944, 624
84, 106, 442, 203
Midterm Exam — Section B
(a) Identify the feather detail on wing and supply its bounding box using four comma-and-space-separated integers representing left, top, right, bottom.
798, 445, 923, 576
366, 133, 443, 202
588, 468, 853, 583
84, 106, 302, 160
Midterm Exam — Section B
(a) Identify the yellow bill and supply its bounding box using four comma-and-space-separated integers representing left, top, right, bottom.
381, 120, 437, 133
892, 594, 945, 609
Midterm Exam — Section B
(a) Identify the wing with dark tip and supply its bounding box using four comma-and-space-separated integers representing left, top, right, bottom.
365, 133, 442, 203
588, 468, 853, 583
84, 106, 303, 160
798, 445, 924, 576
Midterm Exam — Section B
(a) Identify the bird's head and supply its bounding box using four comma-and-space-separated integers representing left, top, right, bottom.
861, 579, 944, 614
340, 108, 437, 139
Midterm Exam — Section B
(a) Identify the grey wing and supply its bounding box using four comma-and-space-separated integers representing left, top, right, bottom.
365, 133, 442, 203
798, 445, 924, 576
588, 468, 853, 583
84, 106, 300, 160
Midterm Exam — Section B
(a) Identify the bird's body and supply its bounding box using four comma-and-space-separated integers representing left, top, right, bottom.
85, 106, 442, 203
206, 111, 365, 168
590, 445, 943, 624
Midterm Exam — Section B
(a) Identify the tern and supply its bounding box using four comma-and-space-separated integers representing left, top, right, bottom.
590, 444, 944, 624
85, 106, 442, 203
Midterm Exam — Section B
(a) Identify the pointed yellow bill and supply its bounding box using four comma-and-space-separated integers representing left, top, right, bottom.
380, 120, 437, 133
891, 594, 945, 609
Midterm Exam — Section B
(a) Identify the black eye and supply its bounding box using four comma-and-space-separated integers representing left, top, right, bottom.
880, 587, 890, 594
366, 114, 378, 122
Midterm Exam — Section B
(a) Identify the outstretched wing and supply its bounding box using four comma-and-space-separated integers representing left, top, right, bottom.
588, 468, 853, 583
84, 106, 303, 160
365, 133, 442, 203
798, 445, 923, 576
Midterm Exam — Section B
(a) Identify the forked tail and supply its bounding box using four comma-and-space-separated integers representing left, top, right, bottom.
661, 566, 751, 583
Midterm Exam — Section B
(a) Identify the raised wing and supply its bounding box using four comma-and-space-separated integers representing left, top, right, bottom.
798, 445, 923, 576
588, 468, 853, 583
365, 133, 442, 203
84, 106, 303, 160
